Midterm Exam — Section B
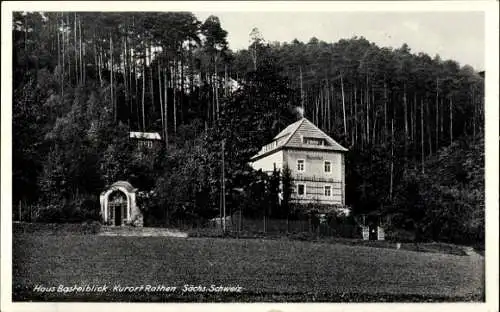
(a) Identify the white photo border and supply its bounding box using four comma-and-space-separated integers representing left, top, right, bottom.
2, 1, 498, 312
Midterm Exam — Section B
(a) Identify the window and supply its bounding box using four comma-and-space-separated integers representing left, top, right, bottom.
303, 137, 324, 145
297, 159, 305, 172
297, 184, 306, 196
324, 161, 331, 173
138, 140, 153, 149
324, 185, 332, 197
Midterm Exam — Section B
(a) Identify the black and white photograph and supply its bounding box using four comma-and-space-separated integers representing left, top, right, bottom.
1, 1, 498, 311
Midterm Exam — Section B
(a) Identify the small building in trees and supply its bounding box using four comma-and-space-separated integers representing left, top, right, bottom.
250, 118, 349, 214
129, 131, 162, 149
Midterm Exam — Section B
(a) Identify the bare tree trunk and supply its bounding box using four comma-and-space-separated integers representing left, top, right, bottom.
24, 14, 27, 61
180, 52, 185, 126
159, 61, 164, 134
361, 87, 366, 149
389, 118, 394, 201
79, 17, 83, 84
403, 84, 409, 170
142, 56, 146, 131
122, 36, 128, 123
98, 48, 103, 87
110, 35, 115, 122
134, 49, 139, 130
61, 15, 65, 98
372, 85, 376, 144
426, 100, 432, 156
313, 96, 318, 125
123, 44, 129, 127
74, 13, 78, 85
304, 89, 308, 119
212, 73, 216, 122
384, 78, 388, 142
206, 72, 211, 124
57, 19, 61, 94
435, 78, 439, 151
323, 86, 327, 130
421, 97, 425, 174
403, 83, 408, 143
365, 74, 370, 144
164, 68, 168, 147
149, 47, 155, 115
300, 66, 304, 111
341, 75, 346, 137
449, 97, 453, 144
319, 86, 324, 129
372, 107, 377, 144
215, 56, 219, 119
412, 92, 416, 144
173, 59, 177, 136
224, 63, 228, 97
66, 14, 71, 86
472, 86, 476, 140
349, 85, 354, 144
409, 94, 413, 144
440, 97, 444, 136
328, 83, 333, 133
252, 43, 257, 71
354, 86, 358, 145
127, 35, 132, 112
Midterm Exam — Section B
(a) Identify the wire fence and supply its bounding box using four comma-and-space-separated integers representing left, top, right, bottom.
173, 215, 359, 238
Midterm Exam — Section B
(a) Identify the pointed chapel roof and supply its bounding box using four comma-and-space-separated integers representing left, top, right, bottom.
251, 118, 348, 161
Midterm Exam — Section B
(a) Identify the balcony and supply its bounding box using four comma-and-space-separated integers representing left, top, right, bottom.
292, 175, 342, 184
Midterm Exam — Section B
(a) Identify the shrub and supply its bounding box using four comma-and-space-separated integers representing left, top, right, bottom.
78, 197, 101, 221
124, 213, 143, 227
31, 196, 101, 223
83, 220, 102, 234
288, 232, 317, 241
13, 221, 101, 235
384, 228, 416, 242
32, 203, 65, 223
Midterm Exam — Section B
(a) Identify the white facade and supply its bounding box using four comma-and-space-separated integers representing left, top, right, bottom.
250, 150, 283, 173
284, 149, 345, 205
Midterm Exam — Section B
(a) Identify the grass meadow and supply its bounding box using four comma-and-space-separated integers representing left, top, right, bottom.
12, 225, 484, 302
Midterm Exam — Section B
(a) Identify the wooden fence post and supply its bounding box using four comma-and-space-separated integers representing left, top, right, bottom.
308, 214, 311, 233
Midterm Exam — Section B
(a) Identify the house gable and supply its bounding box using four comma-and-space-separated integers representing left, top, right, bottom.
286, 118, 348, 152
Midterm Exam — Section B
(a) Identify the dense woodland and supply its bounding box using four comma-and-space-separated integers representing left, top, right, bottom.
13, 12, 484, 245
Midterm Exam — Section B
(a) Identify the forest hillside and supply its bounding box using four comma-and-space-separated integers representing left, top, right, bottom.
12, 12, 484, 246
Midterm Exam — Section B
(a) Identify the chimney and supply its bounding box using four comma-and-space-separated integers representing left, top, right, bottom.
295, 106, 304, 119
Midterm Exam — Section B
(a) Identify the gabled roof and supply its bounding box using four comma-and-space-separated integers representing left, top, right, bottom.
129, 132, 161, 140
273, 118, 305, 141
251, 118, 348, 161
